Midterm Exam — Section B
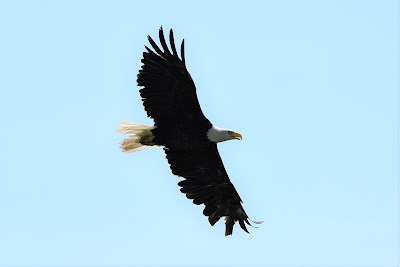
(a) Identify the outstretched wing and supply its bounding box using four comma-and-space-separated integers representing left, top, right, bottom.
137, 27, 206, 124
164, 144, 260, 235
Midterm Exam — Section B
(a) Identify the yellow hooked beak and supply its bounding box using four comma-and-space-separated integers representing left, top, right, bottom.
232, 132, 243, 140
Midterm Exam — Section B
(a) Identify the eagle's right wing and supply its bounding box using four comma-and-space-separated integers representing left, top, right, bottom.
137, 27, 207, 124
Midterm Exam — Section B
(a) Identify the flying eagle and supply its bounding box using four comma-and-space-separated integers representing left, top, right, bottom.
117, 27, 262, 235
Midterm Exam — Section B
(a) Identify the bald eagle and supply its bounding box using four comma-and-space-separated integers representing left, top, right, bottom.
117, 27, 262, 235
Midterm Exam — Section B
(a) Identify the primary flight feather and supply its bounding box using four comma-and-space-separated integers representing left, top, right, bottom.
117, 27, 262, 235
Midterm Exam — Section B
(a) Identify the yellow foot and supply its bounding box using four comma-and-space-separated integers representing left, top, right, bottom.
140, 135, 156, 146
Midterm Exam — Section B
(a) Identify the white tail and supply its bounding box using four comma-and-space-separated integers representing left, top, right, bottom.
117, 121, 155, 153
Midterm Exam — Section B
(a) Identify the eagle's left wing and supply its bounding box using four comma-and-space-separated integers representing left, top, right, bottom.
164, 144, 261, 235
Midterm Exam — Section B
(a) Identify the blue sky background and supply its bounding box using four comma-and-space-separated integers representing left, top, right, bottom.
0, 1, 398, 266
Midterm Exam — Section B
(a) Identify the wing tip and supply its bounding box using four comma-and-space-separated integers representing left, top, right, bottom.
181, 39, 186, 65
144, 27, 186, 65
223, 208, 263, 236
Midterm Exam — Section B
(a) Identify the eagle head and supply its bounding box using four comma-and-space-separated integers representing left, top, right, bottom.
207, 125, 242, 143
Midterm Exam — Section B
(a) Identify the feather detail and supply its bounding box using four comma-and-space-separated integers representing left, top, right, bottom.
116, 121, 155, 153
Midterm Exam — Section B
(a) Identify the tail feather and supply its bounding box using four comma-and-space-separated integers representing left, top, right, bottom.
117, 121, 155, 153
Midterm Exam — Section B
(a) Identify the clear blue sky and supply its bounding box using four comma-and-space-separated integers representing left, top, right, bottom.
0, 1, 398, 266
